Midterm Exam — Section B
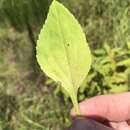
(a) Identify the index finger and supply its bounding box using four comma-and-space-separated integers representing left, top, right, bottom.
71, 92, 130, 121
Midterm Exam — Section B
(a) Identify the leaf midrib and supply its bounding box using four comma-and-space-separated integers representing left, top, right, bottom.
54, 2, 75, 89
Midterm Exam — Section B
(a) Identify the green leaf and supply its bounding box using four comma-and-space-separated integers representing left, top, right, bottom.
117, 59, 130, 67
127, 42, 130, 50
36, 0, 91, 115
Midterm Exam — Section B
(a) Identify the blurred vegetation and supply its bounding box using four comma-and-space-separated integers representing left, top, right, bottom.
0, 0, 130, 130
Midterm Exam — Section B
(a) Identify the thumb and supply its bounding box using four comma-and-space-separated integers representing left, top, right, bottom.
71, 92, 130, 122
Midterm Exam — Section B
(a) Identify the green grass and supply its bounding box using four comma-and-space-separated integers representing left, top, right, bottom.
0, 23, 130, 129
0, 26, 130, 130
0, 27, 71, 130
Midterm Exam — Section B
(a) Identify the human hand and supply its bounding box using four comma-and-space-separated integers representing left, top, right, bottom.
71, 92, 130, 130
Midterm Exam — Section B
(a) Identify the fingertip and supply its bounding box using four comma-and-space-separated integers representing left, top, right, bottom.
70, 97, 100, 116
70, 92, 130, 121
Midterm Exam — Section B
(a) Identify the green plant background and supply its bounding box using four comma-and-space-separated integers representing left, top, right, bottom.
0, 0, 130, 130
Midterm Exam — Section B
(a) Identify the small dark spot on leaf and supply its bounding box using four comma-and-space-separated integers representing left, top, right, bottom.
67, 43, 70, 46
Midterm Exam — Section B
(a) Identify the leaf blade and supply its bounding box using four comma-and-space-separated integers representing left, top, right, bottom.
36, 0, 91, 114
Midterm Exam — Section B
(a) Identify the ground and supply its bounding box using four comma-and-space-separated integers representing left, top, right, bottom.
0, 27, 71, 130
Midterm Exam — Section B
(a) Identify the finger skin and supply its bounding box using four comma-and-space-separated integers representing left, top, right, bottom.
110, 122, 130, 130
127, 120, 130, 125
71, 92, 130, 121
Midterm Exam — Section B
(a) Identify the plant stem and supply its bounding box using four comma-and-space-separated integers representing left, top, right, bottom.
71, 93, 81, 116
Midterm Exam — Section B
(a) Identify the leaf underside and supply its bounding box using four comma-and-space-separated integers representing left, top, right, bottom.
36, 0, 91, 114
